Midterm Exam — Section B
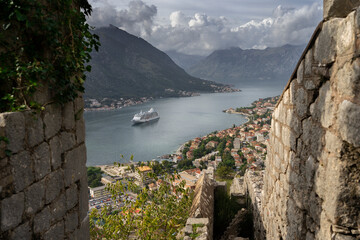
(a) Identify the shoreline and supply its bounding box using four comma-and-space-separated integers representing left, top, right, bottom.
84, 89, 241, 112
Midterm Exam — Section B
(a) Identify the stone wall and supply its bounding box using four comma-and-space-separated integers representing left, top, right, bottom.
262, 1, 360, 239
0, 98, 89, 239
180, 174, 215, 240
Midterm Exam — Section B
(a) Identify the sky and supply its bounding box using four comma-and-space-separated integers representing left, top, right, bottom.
87, 0, 323, 56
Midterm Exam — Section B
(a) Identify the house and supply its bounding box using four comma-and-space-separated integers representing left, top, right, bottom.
101, 176, 115, 185
205, 141, 218, 149
186, 151, 194, 160
135, 166, 153, 187
233, 138, 241, 149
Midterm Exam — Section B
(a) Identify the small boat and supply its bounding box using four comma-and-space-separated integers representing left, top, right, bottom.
131, 108, 160, 124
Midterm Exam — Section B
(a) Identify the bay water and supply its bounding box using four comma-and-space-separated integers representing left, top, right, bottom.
84, 87, 282, 166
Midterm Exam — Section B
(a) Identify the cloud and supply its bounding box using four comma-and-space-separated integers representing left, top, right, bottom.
87, 1, 322, 56
149, 3, 322, 55
88, 0, 157, 36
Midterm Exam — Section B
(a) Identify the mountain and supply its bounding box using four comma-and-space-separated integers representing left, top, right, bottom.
188, 44, 305, 86
84, 25, 224, 99
165, 51, 205, 72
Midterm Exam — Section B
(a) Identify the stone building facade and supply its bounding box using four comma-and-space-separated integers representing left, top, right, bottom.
262, 0, 360, 239
0, 98, 89, 239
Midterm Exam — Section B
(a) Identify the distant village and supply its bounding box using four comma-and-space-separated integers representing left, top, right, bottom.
84, 86, 239, 111
87, 95, 279, 210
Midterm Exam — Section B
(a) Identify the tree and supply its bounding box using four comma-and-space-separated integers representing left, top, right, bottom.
90, 174, 192, 240
216, 165, 234, 179
87, 167, 103, 188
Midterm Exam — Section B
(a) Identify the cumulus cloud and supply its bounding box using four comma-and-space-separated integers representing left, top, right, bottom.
88, 1, 322, 56
88, 0, 157, 36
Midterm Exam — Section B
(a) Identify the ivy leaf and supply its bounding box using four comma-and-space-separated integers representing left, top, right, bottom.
15, 10, 26, 21
3, 23, 11, 30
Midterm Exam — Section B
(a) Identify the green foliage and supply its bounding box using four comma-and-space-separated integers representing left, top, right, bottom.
215, 165, 234, 179
90, 174, 192, 240
221, 152, 235, 168
0, 0, 100, 112
177, 159, 194, 170
87, 167, 103, 188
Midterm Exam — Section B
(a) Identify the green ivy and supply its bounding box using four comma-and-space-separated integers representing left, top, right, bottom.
0, 0, 100, 112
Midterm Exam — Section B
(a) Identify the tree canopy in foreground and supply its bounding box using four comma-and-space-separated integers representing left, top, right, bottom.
90, 173, 192, 240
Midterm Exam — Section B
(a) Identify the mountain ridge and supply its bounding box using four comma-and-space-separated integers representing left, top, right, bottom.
84, 25, 227, 100
187, 44, 305, 86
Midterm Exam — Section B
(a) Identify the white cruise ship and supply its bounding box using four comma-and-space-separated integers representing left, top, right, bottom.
131, 108, 160, 124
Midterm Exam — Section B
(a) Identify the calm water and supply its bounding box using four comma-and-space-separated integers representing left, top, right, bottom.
84, 87, 282, 166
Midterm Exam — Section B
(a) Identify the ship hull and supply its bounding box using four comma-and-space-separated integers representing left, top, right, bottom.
131, 116, 160, 125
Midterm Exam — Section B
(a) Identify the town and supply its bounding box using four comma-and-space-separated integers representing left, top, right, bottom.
84, 86, 240, 111
87, 95, 279, 211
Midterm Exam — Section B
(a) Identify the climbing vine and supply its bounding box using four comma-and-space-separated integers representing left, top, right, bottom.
0, 0, 99, 112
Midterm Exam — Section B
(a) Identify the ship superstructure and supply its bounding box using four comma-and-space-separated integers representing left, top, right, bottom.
131, 108, 160, 124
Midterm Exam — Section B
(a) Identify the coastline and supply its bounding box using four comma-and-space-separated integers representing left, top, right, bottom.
84, 88, 241, 112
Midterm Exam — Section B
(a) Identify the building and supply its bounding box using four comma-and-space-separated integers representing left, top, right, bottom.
233, 138, 241, 149
101, 176, 115, 185
89, 185, 110, 199
134, 166, 153, 186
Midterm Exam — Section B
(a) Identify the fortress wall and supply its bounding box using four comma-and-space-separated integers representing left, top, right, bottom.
0, 98, 89, 239
243, 170, 266, 240
262, 2, 360, 239
181, 173, 215, 240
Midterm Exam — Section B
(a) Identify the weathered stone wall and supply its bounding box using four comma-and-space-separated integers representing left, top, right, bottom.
0, 98, 89, 239
181, 174, 215, 240
262, 1, 360, 239
243, 170, 266, 240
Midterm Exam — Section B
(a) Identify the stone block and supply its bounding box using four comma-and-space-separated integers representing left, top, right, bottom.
24, 111, 44, 148
0, 112, 25, 154
25, 180, 45, 215
62, 102, 75, 130
74, 97, 84, 114
304, 79, 316, 90
34, 206, 51, 234
283, 89, 290, 105
324, 131, 342, 156
43, 104, 62, 140
9, 151, 34, 192
76, 119, 85, 144
336, 12, 356, 56
334, 233, 356, 240
314, 19, 341, 64
65, 211, 79, 234
275, 121, 281, 138
63, 144, 86, 187
295, 87, 308, 119
289, 80, 296, 105
59, 131, 76, 152
33, 142, 51, 180
305, 155, 316, 188
50, 193, 66, 223
66, 184, 78, 211
334, 59, 360, 102
79, 177, 89, 221
49, 136, 62, 170
297, 60, 304, 85
45, 170, 64, 204
9, 221, 31, 240
324, 0, 359, 19
1, 192, 24, 231
310, 81, 334, 129
304, 48, 313, 76
338, 100, 360, 147
43, 221, 64, 240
